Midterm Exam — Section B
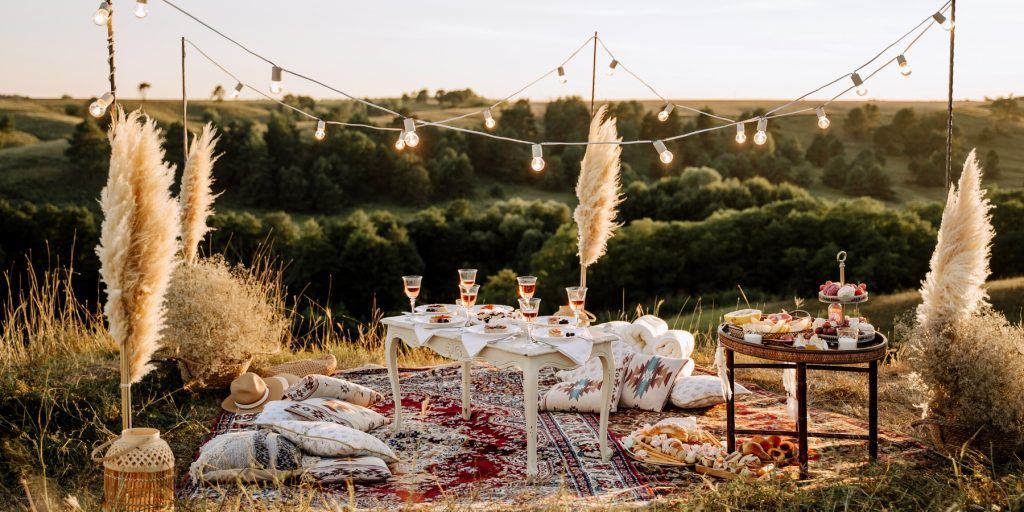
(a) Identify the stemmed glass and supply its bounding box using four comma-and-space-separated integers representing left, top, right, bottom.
566, 286, 587, 325
459, 284, 480, 319
458, 268, 478, 286
518, 297, 541, 344
402, 275, 422, 314
517, 276, 537, 299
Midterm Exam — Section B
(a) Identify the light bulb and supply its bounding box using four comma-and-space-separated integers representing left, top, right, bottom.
653, 140, 673, 164
395, 131, 406, 151
557, 66, 567, 85
483, 109, 496, 129
231, 82, 243, 99
314, 120, 326, 141
735, 123, 747, 144
89, 92, 114, 118
754, 117, 768, 145
270, 66, 283, 95
607, 59, 618, 77
530, 144, 545, 172
403, 118, 419, 147
134, 0, 148, 18
897, 55, 912, 77
657, 103, 674, 123
933, 12, 953, 31
851, 72, 867, 97
815, 107, 830, 130
93, 2, 110, 25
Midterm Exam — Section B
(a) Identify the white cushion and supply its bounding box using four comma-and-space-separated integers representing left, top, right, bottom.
263, 420, 397, 463
541, 353, 632, 413
618, 354, 690, 412
554, 339, 635, 383
301, 456, 391, 483
284, 398, 387, 432
670, 375, 751, 409
189, 430, 302, 483
285, 374, 383, 407
253, 399, 302, 424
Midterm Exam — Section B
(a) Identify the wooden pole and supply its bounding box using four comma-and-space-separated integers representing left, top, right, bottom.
182, 37, 188, 162
945, 0, 956, 189
590, 31, 598, 116
106, 0, 117, 108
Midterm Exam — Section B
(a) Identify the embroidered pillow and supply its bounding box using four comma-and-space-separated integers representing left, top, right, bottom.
264, 420, 398, 463
284, 398, 387, 432
285, 375, 383, 407
188, 430, 302, 483
554, 339, 636, 383
670, 374, 752, 409
253, 399, 302, 425
301, 456, 392, 483
541, 353, 631, 413
618, 354, 688, 412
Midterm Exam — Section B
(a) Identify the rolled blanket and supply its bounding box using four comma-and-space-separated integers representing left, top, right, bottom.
612, 324, 648, 353
647, 330, 695, 359
634, 315, 668, 338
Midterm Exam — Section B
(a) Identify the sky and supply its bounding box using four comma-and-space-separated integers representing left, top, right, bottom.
3, 1, 1020, 103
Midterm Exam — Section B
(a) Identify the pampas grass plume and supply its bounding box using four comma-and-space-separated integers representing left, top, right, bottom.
96, 108, 180, 383
575, 105, 623, 269
180, 123, 220, 264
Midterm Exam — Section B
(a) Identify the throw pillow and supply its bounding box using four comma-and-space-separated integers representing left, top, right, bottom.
670, 374, 752, 409
253, 399, 302, 424
285, 375, 383, 407
618, 353, 688, 412
554, 339, 636, 383
301, 456, 392, 483
264, 420, 398, 463
285, 398, 387, 432
188, 430, 302, 483
541, 353, 632, 413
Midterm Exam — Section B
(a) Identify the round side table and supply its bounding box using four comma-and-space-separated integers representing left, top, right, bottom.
718, 324, 888, 478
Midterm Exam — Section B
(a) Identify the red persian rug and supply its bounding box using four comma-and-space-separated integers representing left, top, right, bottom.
181, 363, 927, 508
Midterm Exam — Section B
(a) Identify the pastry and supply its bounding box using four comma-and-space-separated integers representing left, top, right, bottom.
547, 328, 563, 337
429, 314, 452, 324
483, 323, 507, 333
423, 304, 448, 313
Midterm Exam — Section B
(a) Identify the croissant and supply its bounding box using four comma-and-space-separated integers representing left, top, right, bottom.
742, 441, 770, 460
778, 440, 797, 455
768, 447, 786, 462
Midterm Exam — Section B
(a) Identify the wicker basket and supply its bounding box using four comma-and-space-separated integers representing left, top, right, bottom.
260, 354, 338, 378
913, 417, 1024, 459
92, 428, 175, 511
177, 355, 252, 391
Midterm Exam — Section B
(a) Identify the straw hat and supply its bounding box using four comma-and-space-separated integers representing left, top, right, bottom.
221, 372, 288, 413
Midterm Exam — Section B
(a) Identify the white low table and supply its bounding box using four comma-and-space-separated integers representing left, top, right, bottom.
383, 315, 615, 477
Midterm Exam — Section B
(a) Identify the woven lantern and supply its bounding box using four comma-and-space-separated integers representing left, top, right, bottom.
93, 428, 175, 511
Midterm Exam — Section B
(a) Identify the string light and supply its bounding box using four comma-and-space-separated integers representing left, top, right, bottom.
395, 131, 406, 151
134, 0, 148, 18
754, 118, 768, 145
89, 92, 114, 118
93, 2, 111, 25
932, 11, 953, 31
657, 103, 675, 122
557, 66, 567, 85
897, 54, 912, 77
231, 82, 243, 99
530, 144, 545, 172
270, 66, 283, 94
653, 140, 673, 164
851, 72, 867, 96
815, 107, 831, 130
483, 109, 496, 129
607, 59, 618, 77
403, 118, 419, 147
735, 123, 747, 144
314, 119, 326, 141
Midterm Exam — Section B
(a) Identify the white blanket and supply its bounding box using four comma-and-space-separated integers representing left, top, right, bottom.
645, 330, 695, 359
555, 316, 695, 383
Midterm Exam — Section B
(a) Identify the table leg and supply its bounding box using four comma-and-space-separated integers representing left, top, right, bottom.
726, 348, 736, 453
596, 348, 613, 461
523, 361, 539, 479
796, 362, 809, 479
461, 360, 472, 420
868, 360, 878, 460
385, 333, 402, 432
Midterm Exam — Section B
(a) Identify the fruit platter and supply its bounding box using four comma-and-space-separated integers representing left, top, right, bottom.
812, 316, 877, 345
818, 280, 869, 304
724, 310, 813, 346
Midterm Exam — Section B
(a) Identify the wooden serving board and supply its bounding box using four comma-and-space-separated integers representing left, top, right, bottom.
694, 464, 756, 482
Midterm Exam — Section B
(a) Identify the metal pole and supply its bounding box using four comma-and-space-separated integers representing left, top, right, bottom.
945, 0, 956, 189
590, 31, 598, 116
182, 36, 188, 161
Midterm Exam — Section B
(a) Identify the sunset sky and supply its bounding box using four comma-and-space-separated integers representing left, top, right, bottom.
3, 0, 1020, 102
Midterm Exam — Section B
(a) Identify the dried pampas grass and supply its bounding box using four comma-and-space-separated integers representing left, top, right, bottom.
916, 150, 994, 334
180, 123, 220, 265
574, 105, 622, 273
96, 108, 180, 386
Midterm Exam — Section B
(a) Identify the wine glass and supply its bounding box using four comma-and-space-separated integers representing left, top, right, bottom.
458, 268, 478, 286
402, 275, 422, 314
518, 297, 541, 343
459, 284, 480, 318
517, 276, 537, 299
566, 286, 587, 325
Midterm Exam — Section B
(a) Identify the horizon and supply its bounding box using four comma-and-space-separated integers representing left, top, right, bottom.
3, 1, 1021, 104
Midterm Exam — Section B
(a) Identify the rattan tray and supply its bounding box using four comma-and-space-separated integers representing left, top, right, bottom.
718, 324, 887, 364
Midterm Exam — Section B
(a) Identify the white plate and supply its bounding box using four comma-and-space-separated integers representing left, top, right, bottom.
414, 303, 457, 314
410, 314, 467, 328
534, 326, 589, 344
531, 315, 577, 327
470, 304, 514, 314
464, 323, 522, 336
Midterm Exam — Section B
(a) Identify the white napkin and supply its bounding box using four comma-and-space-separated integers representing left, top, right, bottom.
549, 335, 594, 366
460, 331, 502, 358
783, 368, 798, 420
715, 342, 732, 399
412, 324, 462, 346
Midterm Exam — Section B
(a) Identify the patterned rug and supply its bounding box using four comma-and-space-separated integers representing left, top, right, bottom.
181, 363, 927, 508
